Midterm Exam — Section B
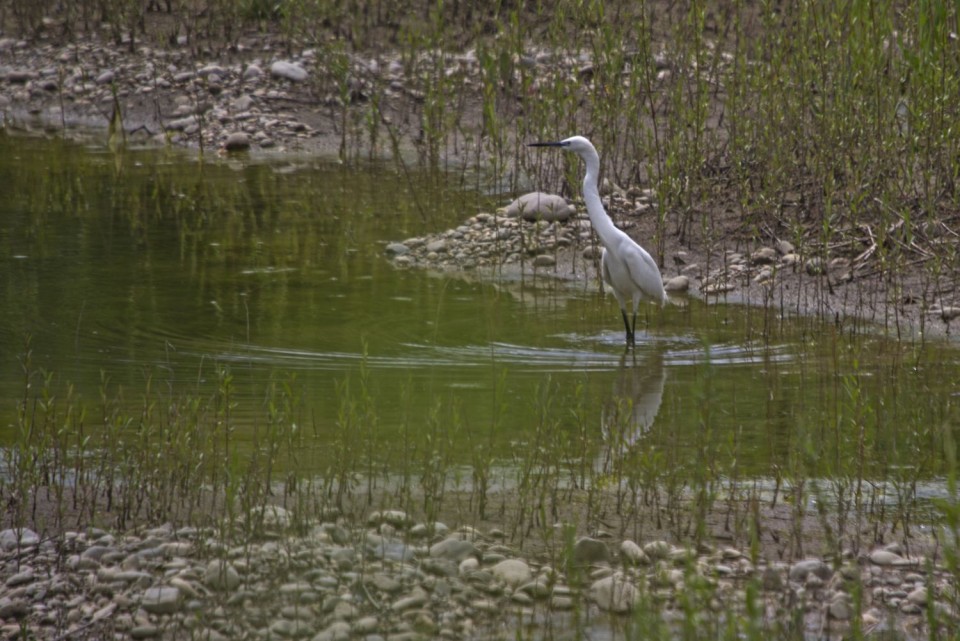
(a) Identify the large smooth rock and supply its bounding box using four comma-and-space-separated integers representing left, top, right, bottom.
491, 559, 532, 587
224, 131, 251, 152
503, 192, 575, 222
620, 540, 648, 565
270, 61, 308, 82
0, 528, 39, 550
869, 549, 903, 566
141, 586, 182, 614
589, 573, 638, 613
789, 558, 831, 582
664, 275, 690, 292
572, 537, 610, 567
429, 537, 478, 562
203, 560, 241, 591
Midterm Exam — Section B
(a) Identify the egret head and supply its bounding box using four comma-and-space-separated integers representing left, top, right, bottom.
529, 135, 597, 159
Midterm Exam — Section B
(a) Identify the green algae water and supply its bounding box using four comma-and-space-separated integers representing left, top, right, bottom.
1, 132, 959, 527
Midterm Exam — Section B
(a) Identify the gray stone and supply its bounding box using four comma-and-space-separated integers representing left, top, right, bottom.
503, 192, 574, 222
589, 573, 638, 613
5, 69, 37, 83
270, 618, 312, 637
204, 559, 241, 591
130, 624, 161, 639
5, 569, 34, 587
386, 241, 410, 256
422, 558, 457, 577
367, 509, 411, 527
243, 64, 263, 80
0, 598, 28, 619
251, 504, 291, 528
664, 275, 689, 292
232, 94, 254, 111
518, 575, 553, 598
365, 573, 402, 593
573, 537, 610, 567
198, 64, 226, 78
828, 595, 852, 620
491, 559, 532, 587
869, 549, 903, 566
0, 528, 39, 550
761, 566, 784, 591
141, 586, 182, 614
642, 540, 672, 560
310, 620, 350, 641
907, 586, 928, 606
224, 131, 251, 151
429, 537, 478, 562
165, 115, 197, 131
391, 588, 428, 612
750, 247, 777, 265
789, 558, 831, 582
271, 61, 308, 82
775, 240, 796, 255
533, 254, 556, 267
95, 70, 116, 85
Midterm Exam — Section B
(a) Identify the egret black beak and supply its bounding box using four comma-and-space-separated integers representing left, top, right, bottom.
528, 141, 566, 147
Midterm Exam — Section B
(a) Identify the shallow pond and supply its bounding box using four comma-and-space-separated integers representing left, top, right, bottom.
1, 132, 958, 529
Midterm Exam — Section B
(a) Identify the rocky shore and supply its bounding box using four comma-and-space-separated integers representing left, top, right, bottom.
1, 506, 953, 641
387, 189, 815, 299
1, 32, 400, 155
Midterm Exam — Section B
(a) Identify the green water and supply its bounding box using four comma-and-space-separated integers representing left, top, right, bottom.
1, 132, 958, 508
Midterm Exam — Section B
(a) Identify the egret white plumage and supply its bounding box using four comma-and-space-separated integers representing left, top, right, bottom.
529, 136, 666, 346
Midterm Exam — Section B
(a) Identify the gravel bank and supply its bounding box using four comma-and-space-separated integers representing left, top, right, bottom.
1, 506, 952, 640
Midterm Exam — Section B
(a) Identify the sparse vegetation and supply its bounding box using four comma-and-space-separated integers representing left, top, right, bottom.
4, 1, 960, 638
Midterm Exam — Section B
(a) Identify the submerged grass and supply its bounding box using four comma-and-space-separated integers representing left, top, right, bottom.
4, 335, 960, 638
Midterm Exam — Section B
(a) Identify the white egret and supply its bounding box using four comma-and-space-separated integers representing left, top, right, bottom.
530, 136, 666, 346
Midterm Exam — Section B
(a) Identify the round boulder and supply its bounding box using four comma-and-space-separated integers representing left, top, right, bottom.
502, 192, 575, 222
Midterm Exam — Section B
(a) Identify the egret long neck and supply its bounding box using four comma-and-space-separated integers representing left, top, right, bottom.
579, 148, 620, 245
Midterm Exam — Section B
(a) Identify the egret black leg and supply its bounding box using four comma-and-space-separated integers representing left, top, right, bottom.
621, 310, 634, 346
630, 312, 637, 345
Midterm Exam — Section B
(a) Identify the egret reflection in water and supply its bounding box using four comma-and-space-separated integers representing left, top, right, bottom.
596, 349, 666, 474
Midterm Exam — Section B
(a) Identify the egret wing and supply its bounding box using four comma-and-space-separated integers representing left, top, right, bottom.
622, 242, 666, 304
